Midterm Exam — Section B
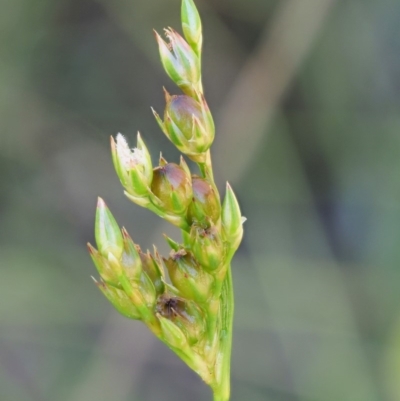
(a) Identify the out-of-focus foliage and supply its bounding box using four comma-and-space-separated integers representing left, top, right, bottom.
1, 0, 400, 400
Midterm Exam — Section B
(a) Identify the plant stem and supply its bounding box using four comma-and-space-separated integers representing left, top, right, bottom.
212, 266, 234, 401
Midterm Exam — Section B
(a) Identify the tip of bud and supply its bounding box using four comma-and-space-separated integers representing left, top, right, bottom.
163, 87, 172, 102
97, 197, 106, 209
87, 242, 96, 254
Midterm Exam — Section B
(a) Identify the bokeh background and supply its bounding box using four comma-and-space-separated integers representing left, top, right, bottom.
2, 0, 400, 400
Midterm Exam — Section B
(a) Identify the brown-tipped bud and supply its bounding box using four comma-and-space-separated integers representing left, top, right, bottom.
139, 248, 165, 296
151, 161, 192, 215
189, 225, 225, 272
188, 175, 221, 225
155, 93, 214, 158
164, 250, 213, 303
94, 278, 141, 320
156, 295, 205, 345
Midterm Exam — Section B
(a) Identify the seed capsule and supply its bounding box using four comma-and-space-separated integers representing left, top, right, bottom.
164, 249, 213, 303
156, 295, 205, 345
153, 92, 214, 160
188, 175, 220, 225
151, 160, 192, 216
189, 225, 225, 272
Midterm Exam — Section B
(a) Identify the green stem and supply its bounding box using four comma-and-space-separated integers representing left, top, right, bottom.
198, 149, 214, 182
212, 266, 234, 401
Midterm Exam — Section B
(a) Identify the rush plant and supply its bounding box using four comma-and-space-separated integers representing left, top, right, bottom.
87, 1, 245, 400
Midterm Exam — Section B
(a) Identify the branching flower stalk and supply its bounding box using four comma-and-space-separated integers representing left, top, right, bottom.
88, 1, 245, 400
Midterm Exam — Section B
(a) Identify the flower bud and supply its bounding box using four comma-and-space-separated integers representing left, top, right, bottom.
164, 249, 213, 303
181, 0, 202, 57
187, 175, 221, 225
150, 159, 192, 216
138, 247, 165, 296
158, 314, 188, 349
120, 228, 142, 281
95, 198, 124, 260
87, 243, 121, 289
94, 278, 141, 320
111, 133, 153, 199
222, 183, 245, 251
156, 295, 205, 345
189, 225, 225, 272
154, 28, 201, 96
153, 92, 214, 160
138, 270, 157, 308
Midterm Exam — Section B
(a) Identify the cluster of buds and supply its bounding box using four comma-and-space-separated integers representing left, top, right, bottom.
88, 1, 244, 400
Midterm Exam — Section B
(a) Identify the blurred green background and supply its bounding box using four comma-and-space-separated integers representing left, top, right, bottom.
2, 0, 400, 400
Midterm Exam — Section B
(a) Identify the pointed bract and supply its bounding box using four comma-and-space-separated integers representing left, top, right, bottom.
95, 198, 124, 260
222, 183, 244, 251
181, 0, 202, 56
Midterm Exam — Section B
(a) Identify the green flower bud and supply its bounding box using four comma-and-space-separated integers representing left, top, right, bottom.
120, 228, 142, 281
111, 133, 153, 200
154, 28, 201, 96
150, 158, 192, 216
189, 225, 225, 272
156, 295, 205, 346
94, 278, 141, 320
138, 246, 165, 296
87, 243, 121, 288
181, 0, 202, 57
222, 183, 245, 251
158, 314, 188, 349
95, 198, 124, 260
138, 270, 157, 308
164, 250, 213, 303
188, 175, 221, 225
153, 91, 214, 160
